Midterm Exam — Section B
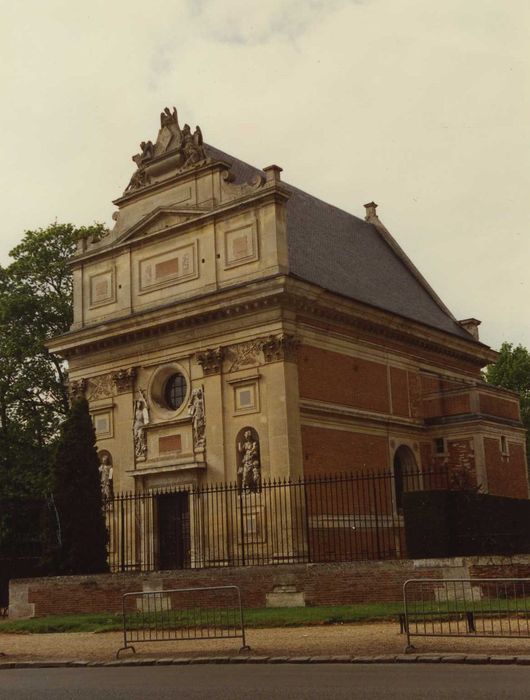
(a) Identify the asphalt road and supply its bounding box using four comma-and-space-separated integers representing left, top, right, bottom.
1, 664, 529, 699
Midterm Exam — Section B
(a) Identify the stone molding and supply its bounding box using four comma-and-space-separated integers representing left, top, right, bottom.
111, 367, 137, 393
48, 280, 495, 368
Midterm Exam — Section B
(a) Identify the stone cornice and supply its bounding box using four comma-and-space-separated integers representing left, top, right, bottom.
425, 413, 524, 430
299, 398, 422, 431
47, 275, 496, 368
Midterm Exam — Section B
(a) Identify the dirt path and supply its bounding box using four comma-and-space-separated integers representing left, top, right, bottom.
1, 623, 530, 662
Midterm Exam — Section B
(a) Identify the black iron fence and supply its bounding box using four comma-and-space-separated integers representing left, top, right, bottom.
105, 468, 448, 573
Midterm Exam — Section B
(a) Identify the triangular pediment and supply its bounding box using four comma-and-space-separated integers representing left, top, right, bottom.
116, 206, 210, 244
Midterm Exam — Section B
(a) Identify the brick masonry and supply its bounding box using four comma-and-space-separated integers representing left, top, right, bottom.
9, 555, 530, 619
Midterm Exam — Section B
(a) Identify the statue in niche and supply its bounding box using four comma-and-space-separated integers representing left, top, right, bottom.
98, 451, 113, 500
187, 386, 206, 452
133, 390, 150, 461
237, 427, 261, 493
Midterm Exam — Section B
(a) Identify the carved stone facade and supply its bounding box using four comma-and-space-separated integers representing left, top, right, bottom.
49, 105, 527, 507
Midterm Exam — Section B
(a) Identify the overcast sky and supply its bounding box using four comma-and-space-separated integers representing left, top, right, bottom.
1, 0, 528, 352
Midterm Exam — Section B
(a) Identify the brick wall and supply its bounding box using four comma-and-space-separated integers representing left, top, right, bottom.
484, 437, 529, 498
10, 555, 530, 619
298, 346, 390, 414
301, 426, 389, 475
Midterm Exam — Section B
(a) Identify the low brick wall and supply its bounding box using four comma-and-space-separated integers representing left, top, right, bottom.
9, 555, 530, 619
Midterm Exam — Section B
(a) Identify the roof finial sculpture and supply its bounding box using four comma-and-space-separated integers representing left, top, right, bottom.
125, 106, 207, 194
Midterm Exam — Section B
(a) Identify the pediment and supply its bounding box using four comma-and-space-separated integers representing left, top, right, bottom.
116, 207, 208, 244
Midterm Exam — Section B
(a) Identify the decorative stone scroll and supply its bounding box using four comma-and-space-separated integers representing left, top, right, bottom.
68, 378, 87, 401
237, 427, 261, 493
111, 367, 137, 393
261, 334, 299, 363
196, 347, 224, 376
86, 374, 113, 401
187, 386, 206, 455
133, 390, 150, 462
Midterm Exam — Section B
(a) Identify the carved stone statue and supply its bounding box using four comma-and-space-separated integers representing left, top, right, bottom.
187, 386, 206, 453
237, 427, 261, 493
181, 124, 206, 167
125, 168, 151, 193
160, 106, 179, 127
133, 390, 150, 461
132, 140, 154, 168
98, 451, 113, 500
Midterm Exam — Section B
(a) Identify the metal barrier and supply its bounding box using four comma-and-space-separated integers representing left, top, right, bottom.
117, 585, 250, 658
403, 578, 530, 652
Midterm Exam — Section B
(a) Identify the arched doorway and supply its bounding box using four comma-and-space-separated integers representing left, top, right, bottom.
393, 445, 417, 511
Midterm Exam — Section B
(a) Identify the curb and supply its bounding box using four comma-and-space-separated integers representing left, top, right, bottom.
1, 654, 530, 669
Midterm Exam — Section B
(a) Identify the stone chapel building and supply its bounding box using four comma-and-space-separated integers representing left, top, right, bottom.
48, 107, 528, 503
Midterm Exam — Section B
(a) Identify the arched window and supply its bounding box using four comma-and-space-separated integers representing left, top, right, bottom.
393, 445, 417, 511
163, 372, 187, 411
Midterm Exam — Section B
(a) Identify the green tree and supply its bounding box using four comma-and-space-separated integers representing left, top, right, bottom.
484, 342, 530, 467
53, 398, 108, 574
0, 222, 107, 498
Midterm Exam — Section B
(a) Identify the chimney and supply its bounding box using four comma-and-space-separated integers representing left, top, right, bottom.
459, 318, 481, 341
364, 201, 378, 221
263, 164, 283, 184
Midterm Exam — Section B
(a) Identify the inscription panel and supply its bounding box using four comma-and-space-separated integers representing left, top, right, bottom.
139, 242, 198, 293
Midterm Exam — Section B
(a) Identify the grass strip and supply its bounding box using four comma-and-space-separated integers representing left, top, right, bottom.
0, 602, 404, 634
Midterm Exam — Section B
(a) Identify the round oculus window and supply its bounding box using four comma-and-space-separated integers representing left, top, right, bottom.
163, 372, 187, 411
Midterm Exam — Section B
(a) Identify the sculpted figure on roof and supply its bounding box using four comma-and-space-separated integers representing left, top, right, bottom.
125, 107, 207, 194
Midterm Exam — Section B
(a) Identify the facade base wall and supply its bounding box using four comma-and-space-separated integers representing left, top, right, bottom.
9, 555, 530, 619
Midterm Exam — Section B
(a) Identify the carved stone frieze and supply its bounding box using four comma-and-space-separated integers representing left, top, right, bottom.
226, 341, 263, 372
188, 386, 206, 456
111, 367, 137, 393
69, 378, 87, 401
86, 374, 113, 401
196, 347, 224, 376
261, 334, 299, 363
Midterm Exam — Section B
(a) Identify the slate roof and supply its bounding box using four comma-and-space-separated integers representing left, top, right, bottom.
206, 145, 470, 340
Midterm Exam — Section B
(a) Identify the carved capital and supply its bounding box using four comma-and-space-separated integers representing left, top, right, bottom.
111, 367, 137, 393
69, 378, 87, 401
261, 334, 299, 363
196, 347, 224, 376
